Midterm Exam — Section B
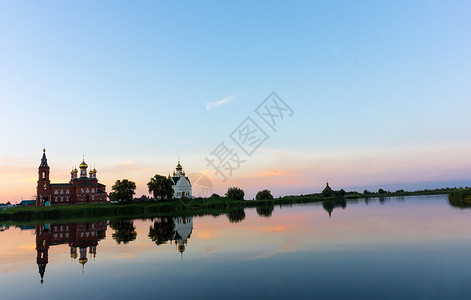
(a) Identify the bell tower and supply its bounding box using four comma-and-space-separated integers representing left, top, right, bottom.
36, 148, 51, 206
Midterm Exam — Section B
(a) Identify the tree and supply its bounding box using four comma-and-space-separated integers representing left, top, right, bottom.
209, 193, 221, 199
363, 189, 369, 195
378, 188, 386, 194
225, 187, 245, 200
148, 175, 174, 201
110, 179, 136, 203
256, 190, 274, 200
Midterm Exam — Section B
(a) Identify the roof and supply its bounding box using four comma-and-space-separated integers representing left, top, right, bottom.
19, 200, 36, 206
172, 177, 181, 185
50, 183, 73, 187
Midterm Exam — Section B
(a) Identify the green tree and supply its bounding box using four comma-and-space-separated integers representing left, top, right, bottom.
209, 193, 221, 199
363, 189, 369, 195
378, 188, 386, 194
110, 179, 136, 203
255, 190, 274, 200
148, 175, 174, 201
225, 187, 245, 200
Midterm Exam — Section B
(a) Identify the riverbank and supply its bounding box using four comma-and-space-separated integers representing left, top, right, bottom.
448, 188, 471, 208
0, 187, 457, 225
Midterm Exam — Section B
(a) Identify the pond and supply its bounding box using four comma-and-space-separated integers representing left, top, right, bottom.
1, 195, 470, 299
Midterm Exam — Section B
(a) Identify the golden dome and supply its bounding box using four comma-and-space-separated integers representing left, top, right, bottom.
79, 159, 88, 169
71, 253, 78, 259
79, 258, 88, 264
73, 168, 78, 174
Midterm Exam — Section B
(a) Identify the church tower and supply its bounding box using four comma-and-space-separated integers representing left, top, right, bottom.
36, 148, 51, 206
79, 158, 88, 178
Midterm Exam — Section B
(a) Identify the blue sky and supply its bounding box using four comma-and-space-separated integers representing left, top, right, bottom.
1, 1, 470, 201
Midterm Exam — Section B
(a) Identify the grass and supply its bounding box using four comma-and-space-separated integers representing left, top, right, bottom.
448, 188, 471, 208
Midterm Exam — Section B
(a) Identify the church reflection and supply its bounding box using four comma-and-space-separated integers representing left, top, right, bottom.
35, 221, 107, 284
322, 198, 347, 217
148, 217, 193, 259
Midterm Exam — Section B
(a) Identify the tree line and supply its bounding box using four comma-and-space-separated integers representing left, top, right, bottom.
109, 175, 275, 203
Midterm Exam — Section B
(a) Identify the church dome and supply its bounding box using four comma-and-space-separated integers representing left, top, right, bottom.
176, 161, 183, 170
79, 257, 88, 264
79, 160, 88, 169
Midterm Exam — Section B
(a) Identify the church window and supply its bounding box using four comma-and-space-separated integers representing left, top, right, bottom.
54, 190, 58, 195
60, 190, 63, 195
81, 189, 84, 193
42, 172, 45, 178
54, 196, 57, 202
66, 196, 69, 202
92, 195, 94, 201
66, 190, 69, 194
61, 197, 63, 202
86, 188, 90, 193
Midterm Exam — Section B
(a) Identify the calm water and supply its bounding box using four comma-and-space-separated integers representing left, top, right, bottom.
1, 195, 471, 299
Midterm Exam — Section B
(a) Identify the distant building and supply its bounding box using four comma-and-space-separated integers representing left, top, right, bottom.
170, 161, 192, 199
36, 149, 107, 206
18, 200, 36, 207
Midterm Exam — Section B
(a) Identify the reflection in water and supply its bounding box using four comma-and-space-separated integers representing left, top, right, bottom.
322, 198, 347, 217
227, 209, 246, 223
35, 221, 107, 284
256, 204, 275, 218
148, 217, 193, 258
3, 195, 471, 299
110, 219, 137, 244
148, 217, 175, 245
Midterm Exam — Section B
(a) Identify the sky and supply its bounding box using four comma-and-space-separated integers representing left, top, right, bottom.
0, 0, 470, 202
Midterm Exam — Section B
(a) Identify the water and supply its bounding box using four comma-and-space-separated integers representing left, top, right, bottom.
1, 195, 471, 299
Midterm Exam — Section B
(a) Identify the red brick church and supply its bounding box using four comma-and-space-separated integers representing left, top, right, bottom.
36, 149, 107, 206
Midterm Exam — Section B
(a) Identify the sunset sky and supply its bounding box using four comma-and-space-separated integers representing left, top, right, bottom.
1, 1, 470, 202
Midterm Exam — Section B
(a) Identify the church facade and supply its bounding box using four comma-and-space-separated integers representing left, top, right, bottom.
36, 149, 107, 206
170, 161, 192, 199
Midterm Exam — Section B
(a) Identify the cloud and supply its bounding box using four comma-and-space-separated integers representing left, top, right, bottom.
206, 94, 238, 112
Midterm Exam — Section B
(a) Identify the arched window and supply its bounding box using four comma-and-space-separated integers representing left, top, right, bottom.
42, 172, 45, 179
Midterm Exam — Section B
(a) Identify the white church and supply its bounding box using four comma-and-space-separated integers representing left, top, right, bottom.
170, 160, 193, 199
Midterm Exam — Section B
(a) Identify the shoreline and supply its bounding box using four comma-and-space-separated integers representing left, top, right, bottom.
0, 188, 457, 225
